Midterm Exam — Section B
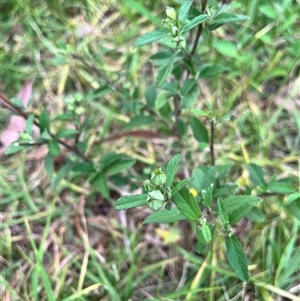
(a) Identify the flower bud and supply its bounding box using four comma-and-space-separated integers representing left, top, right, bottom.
166, 7, 176, 20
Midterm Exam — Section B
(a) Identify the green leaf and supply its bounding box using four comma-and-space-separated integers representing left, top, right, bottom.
171, 178, 193, 196
247, 163, 266, 186
124, 115, 155, 130
226, 235, 249, 281
213, 39, 237, 58
144, 207, 186, 224
104, 158, 135, 176
190, 168, 205, 191
150, 50, 176, 60
182, 14, 209, 32
134, 29, 169, 47
166, 154, 181, 187
96, 172, 109, 199
39, 110, 50, 133
217, 198, 229, 224
196, 225, 214, 246
178, 0, 193, 23
44, 152, 54, 176
26, 114, 35, 136
51, 162, 77, 190
213, 13, 248, 24
246, 206, 265, 222
191, 109, 209, 117
267, 181, 295, 194
201, 225, 212, 243
286, 199, 300, 221
224, 195, 262, 225
11, 97, 26, 110
191, 116, 208, 144
145, 85, 157, 107
56, 129, 78, 139
173, 187, 200, 222
4, 143, 27, 155
180, 79, 199, 109
54, 112, 74, 121
197, 63, 230, 78
100, 152, 120, 169
177, 119, 188, 136
286, 193, 300, 205
156, 52, 177, 87
115, 194, 148, 210
73, 163, 95, 173
48, 139, 61, 156
203, 183, 213, 207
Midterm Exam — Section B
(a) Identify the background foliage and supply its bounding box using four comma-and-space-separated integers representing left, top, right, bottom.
0, 0, 299, 300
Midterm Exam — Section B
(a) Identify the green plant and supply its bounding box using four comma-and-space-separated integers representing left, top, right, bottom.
1, 0, 299, 298
113, 0, 299, 282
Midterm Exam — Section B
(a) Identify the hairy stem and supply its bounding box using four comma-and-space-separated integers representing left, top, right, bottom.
0, 93, 91, 162
210, 120, 215, 165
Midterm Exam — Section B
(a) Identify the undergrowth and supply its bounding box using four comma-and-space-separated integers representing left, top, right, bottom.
0, 0, 299, 300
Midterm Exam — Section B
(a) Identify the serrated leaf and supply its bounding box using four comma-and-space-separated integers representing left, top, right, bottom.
190, 168, 205, 191
173, 187, 200, 222
100, 152, 120, 169
115, 194, 148, 210
96, 172, 109, 198
104, 158, 135, 176
39, 110, 50, 133
54, 112, 74, 121
48, 139, 61, 156
150, 50, 175, 60
180, 79, 199, 109
217, 198, 228, 224
286, 200, 300, 221
267, 181, 295, 194
25, 114, 35, 136
197, 63, 230, 78
166, 154, 181, 187
145, 85, 157, 107
56, 129, 78, 139
44, 152, 54, 176
124, 115, 155, 130
73, 163, 95, 173
226, 235, 249, 281
178, 0, 193, 23
191, 109, 209, 116
144, 207, 186, 224
134, 29, 169, 47
201, 225, 212, 243
213, 13, 248, 24
156, 52, 177, 87
171, 178, 193, 196
224, 195, 261, 225
51, 162, 77, 190
182, 14, 209, 32
191, 116, 208, 144
247, 163, 266, 186
246, 206, 265, 222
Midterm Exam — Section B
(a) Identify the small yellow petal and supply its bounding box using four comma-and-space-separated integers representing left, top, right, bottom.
155, 228, 181, 244
189, 188, 198, 197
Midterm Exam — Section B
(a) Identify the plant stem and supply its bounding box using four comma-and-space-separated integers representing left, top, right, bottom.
0, 93, 91, 163
210, 119, 215, 165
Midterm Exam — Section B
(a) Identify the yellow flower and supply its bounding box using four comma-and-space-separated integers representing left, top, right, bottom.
189, 188, 198, 197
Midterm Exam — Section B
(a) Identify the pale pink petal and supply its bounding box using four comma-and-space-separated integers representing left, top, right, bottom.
17, 80, 33, 108
0, 116, 26, 155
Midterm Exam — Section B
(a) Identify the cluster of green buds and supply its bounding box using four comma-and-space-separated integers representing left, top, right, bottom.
64, 93, 86, 115
162, 7, 186, 49
143, 168, 172, 211
197, 216, 212, 243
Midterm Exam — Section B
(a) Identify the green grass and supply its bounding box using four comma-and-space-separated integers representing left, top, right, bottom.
1, 0, 300, 300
